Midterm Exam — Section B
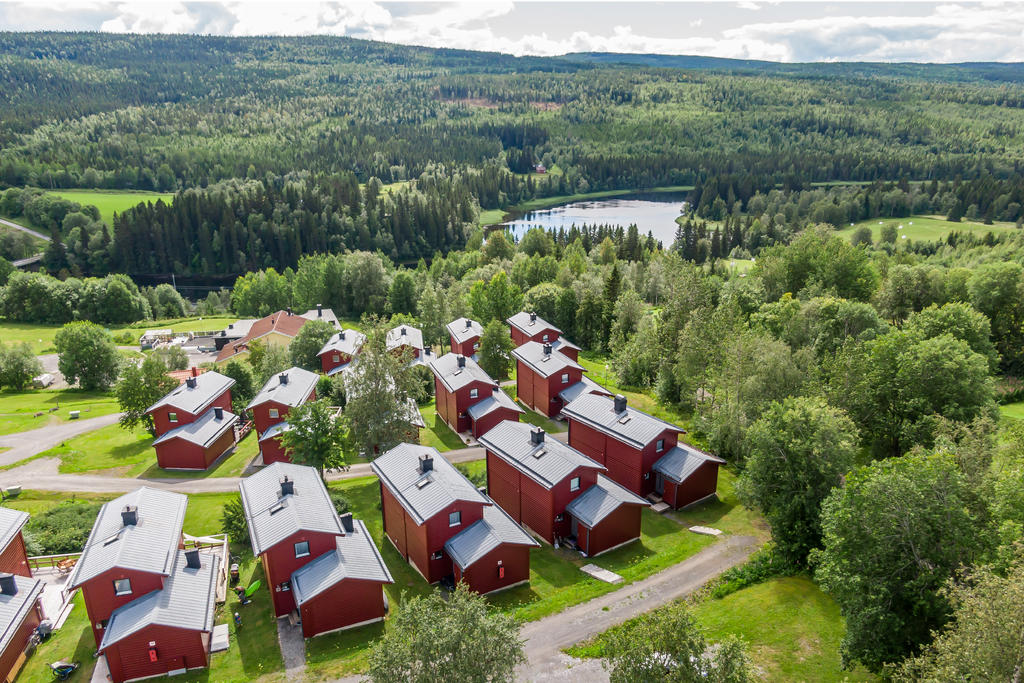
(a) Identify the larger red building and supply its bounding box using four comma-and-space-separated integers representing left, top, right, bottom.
66, 488, 220, 683
446, 317, 483, 357
372, 444, 538, 593
428, 352, 523, 437
512, 341, 585, 418
146, 370, 237, 470
562, 393, 723, 506
0, 508, 31, 578
246, 367, 319, 465
239, 463, 392, 635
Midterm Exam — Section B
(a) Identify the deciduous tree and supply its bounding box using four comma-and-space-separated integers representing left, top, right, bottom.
478, 319, 515, 380
280, 398, 348, 478
55, 321, 120, 391
288, 319, 336, 371
0, 342, 42, 390
115, 355, 178, 434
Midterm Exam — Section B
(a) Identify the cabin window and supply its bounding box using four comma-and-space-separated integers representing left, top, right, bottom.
542, 334, 550, 342
167, 412, 178, 423
570, 477, 580, 492
269, 408, 279, 419
469, 388, 478, 399
332, 354, 340, 363
473, 342, 479, 350
449, 511, 462, 527
294, 541, 310, 558
561, 373, 569, 384
656, 438, 665, 453
113, 578, 132, 596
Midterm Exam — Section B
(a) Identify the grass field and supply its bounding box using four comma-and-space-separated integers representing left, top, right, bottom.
0, 389, 119, 436
0, 316, 238, 355
49, 189, 175, 226
1000, 401, 1024, 420
836, 214, 1018, 243
417, 399, 468, 451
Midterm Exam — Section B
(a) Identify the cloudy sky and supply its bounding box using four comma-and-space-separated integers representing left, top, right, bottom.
2, 1, 1023, 63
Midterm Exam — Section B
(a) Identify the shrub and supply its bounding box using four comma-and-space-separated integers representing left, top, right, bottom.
330, 491, 349, 516
23, 501, 102, 555
708, 545, 794, 599
221, 494, 249, 547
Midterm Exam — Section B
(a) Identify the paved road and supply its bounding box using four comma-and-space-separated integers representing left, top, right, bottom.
0, 216, 50, 241
0, 412, 122, 467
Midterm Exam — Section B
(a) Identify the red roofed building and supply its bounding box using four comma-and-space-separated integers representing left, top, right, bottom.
216, 310, 310, 363
247, 368, 319, 465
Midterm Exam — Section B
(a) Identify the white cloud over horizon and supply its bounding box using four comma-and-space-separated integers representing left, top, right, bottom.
1, 1, 1023, 63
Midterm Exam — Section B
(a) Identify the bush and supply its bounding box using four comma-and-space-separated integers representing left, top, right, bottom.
23, 501, 102, 555
113, 331, 136, 345
330, 491, 349, 516
154, 345, 189, 370
456, 463, 487, 489
221, 494, 250, 547
708, 545, 794, 599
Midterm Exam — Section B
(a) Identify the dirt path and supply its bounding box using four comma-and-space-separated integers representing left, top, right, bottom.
0, 412, 122, 467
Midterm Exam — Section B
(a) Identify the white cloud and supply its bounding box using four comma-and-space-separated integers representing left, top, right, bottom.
1, 1, 1023, 63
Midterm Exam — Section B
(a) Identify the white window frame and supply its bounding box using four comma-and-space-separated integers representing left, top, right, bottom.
570, 477, 580, 492
167, 412, 178, 423
656, 438, 665, 453
449, 511, 461, 527
469, 388, 478, 399
561, 373, 569, 384
294, 541, 310, 558
269, 408, 280, 419
113, 578, 132, 596
332, 354, 340, 363
542, 333, 550, 342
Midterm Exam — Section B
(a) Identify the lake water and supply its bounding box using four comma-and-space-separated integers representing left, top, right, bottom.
499, 192, 688, 245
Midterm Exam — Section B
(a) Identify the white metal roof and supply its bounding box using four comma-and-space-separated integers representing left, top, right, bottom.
291, 520, 394, 605
386, 325, 424, 353
557, 376, 610, 405
0, 574, 43, 657
446, 318, 483, 345
317, 329, 365, 359
428, 352, 495, 393
566, 474, 649, 529
512, 341, 583, 379
0, 508, 29, 555
146, 371, 235, 416
466, 387, 524, 420
478, 420, 604, 490
444, 500, 539, 570
246, 366, 319, 410
506, 311, 561, 337
652, 444, 725, 484
371, 444, 488, 525
561, 393, 683, 450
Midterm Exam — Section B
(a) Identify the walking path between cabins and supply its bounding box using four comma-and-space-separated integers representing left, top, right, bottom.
0, 412, 123, 467
0, 432, 571, 494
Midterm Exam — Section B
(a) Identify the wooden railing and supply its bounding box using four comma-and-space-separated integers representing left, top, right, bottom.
28, 552, 81, 570
235, 419, 254, 441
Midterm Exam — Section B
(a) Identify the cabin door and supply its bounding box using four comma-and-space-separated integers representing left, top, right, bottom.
570, 516, 578, 539
655, 473, 665, 495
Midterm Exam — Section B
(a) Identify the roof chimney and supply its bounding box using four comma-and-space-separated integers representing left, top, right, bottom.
0, 574, 17, 596
214, 406, 224, 420
530, 312, 537, 323
401, 327, 407, 336
121, 505, 138, 527
286, 307, 292, 316
457, 355, 466, 368
317, 304, 323, 317
614, 394, 627, 413
228, 323, 233, 330
530, 427, 545, 445
543, 343, 552, 356
279, 372, 289, 385
184, 549, 201, 569
339, 331, 346, 341
186, 377, 197, 389
465, 319, 472, 329
339, 512, 354, 533
191, 366, 198, 378
280, 476, 294, 497
419, 453, 433, 473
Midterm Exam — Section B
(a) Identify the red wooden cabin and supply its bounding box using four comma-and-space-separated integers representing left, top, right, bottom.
372, 444, 537, 593
0, 508, 32, 578
152, 406, 238, 470
506, 311, 580, 361
247, 367, 319, 465
317, 329, 365, 376
466, 386, 523, 439
512, 341, 586, 418
446, 317, 483, 357
650, 443, 726, 509
565, 475, 649, 556
145, 370, 235, 440
0, 572, 44, 683
240, 462, 392, 628
386, 325, 427, 362
428, 353, 500, 433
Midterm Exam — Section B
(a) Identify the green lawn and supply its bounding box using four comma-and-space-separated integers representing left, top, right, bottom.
1000, 401, 1024, 421
0, 322, 64, 354
3, 489, 116, 517
727, 258, 755, 274
499, 386, 567, 433
417, 399, 468, 451
836, 214, 1017, 243
49, 189, 175, 226
109, 316, 239, 337
0, 317, 238, 355
16, 591, 99, 683
566, 576, 875, 682
143, 430, 259, 479
668, 468, 768, 540
0, 389, 119, 436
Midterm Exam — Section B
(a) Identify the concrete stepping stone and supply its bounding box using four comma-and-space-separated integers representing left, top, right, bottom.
580, 563, 623, 584
688, 526, 722, 536
650, 501, 671, 513
210, 623, 230, 652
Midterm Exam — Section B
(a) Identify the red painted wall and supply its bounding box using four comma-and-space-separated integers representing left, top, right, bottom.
259, 435, 290, 465
260, 530, 340, 617
435, 378, 494, 433
450, 335, 480, 357
510, 325, 559, 348
580, 504, 642, 557
83, 569, 168, 647
567, 420, 677, 496
299, 578, 387, 637
453, 543, 531, 595
471, 407, 520, 439
252, 388, 315, 436
515, 361, 582, 418
0, 531, 31, 577
668, 461, 721, 509
0, 599, 41, 683
150, 389, 232, 438
103, 624, 208, 683
154, 427, 236, 471
319, 350, 353, 375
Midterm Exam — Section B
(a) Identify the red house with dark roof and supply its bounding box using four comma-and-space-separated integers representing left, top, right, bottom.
446, 318, 483, 357
240, 463, 392, 631
512, 341, 585, 418
247, 367, 319, 465
372, 444, 538, 593
506, 311, 580, 361
429, 353, 523, 436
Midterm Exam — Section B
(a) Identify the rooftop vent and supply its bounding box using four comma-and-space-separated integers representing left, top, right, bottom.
286, 307, 292, 316
269, 502, 286, 515
121, 505, 138, 527
533, 448, 547, 459
529, 312, 537, 324
339, 512, 354, 533
317, 304, 323, 317
279, 373, 289, 385
214, 407, 224, 420
0, 574, 17, 596
543, 343, 552, 356
465, 319, 472, 329
419, 453, 433, 473
613, 394, 627, 413
530, 427, 545, 445
415, 476, 431, 489
185, 377, 197, 389
280, 476, 294, 497
457, 355, 466, 368
401, 327, 407, 336
184, 549, 201, 569
228, 324, 234, 330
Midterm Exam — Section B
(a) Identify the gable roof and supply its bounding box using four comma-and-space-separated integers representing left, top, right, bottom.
428, 352, 495, 393
238, 462, 344, 556
299, 307, 340, 329
152, 408, 238, 448
291, 520, 394, 605
466, 386, 524, 420
386, 325, 424, 353
445, 499, 539, 570
67, 488, 187, 589
317, 329, 365, 359
447, 318, 484, 344
216, 311, 310, 362
478, 420, 604, 489
100, 550, 219, 650
561, 393, 683, 450
507, 311, 561, 337
558, 376, 611, 406
371, 444, 488, 525
652, 444, 726, 485
0, 507, 29, 554
511, 341, 584, 379
566, 474, 649, 529
145, 371, 235, 416
551, 337, 581, 354
0, 574, 43, 656
247, 367, 319, 410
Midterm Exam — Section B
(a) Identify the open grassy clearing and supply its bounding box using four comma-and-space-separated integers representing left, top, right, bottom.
1000, 401, 1024, 420
836, 214, 1017, 243
0, 389, 119, 436
48, 189, 175, 226
577, 351, 693, 431
417, 398, 467, 452
565, 576, 875, 682
0, 317, 239, 355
